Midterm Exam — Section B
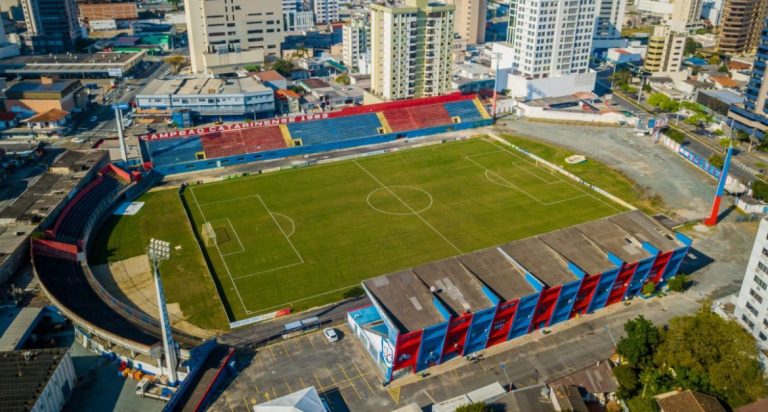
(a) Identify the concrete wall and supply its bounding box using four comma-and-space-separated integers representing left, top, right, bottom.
507, 71, 597, 100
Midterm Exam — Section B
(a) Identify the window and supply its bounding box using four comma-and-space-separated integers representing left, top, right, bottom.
750, 288, 764, 303
755, 274, 768, 290
746, 301, 759, 317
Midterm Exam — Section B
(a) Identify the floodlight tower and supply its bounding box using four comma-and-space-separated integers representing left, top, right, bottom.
147, 238, 179, 385
704, 142, 734, 226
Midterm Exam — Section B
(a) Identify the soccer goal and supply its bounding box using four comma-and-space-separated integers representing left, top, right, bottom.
202, 222, 217, 247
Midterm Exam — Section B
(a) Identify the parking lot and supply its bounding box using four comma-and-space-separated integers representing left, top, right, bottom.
211, 325, 394, 412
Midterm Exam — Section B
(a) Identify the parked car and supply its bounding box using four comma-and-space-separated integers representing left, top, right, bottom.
323, 328, 339, 343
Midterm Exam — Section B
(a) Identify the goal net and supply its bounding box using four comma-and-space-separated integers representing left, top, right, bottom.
202, 222, 217, 247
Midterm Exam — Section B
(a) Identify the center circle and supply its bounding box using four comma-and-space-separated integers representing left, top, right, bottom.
366, 186, 434, 216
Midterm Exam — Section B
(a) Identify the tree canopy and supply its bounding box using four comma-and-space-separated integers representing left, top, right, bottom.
613, 310, 768, 409
647, 93, 680, 113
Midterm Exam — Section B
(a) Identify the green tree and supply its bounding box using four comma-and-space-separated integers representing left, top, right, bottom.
642, 282, 656, 296
667, 274, 687, 292
627, 395, 660, 412
647, 93, 680, 112
270, 59, 295, 76
244, 64, 261, 72
752, 180, 768, 201
708, 55, 721, 65
455, 403, 492, 412
614, 364, 639, 398
617, 316, 661, 368
685, 38, 703, 55
718, 64, 730, 74
654, 309, 768, 406
708, 154, 724, 169
342, 286, 364, 299
335, 73, 350, 85
611, 69, 632, 87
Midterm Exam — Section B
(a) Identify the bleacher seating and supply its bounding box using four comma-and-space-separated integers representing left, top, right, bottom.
147, 136, 205, 166
55, 174, 129, 241
383, 104, 454, 132
200, 126, 286, 159
444, 100, 487, 123
34, 254, 158, 346
286, 113, 383, 145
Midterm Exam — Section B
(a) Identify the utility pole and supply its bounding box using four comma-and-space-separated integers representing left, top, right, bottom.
499, 362, 512, 390
147, 238, 178, 386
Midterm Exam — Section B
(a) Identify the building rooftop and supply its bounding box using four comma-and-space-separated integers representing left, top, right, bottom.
412, 258, 494, 315
253, 70, 286, 82
491, 384, 555, 412
538, 227, 613, 275
139, 76, 270, 97
6, 80, 81, 96
24, 109, 69, 123
457, 248, 535, 301
0, 348, 69, 412
576, 218, 650, 263
699, 89, 743, 105
500, 237, 577, 287
655, 390, 726, 412
0, 307, 43, 351
609, 210, 681, 252
549, 361, 619, 395
363, 271, 445, 332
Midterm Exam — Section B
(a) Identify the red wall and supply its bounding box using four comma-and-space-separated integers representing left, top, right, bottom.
531, 286, 561, 331
441, 313, 473, 360
486, 300, 518, 348
606, 262, 637, 306
570, 273, 601, 317
393, 330, 422, 372
648, 251, 672, 284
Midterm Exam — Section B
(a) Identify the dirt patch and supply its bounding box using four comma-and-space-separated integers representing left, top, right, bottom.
91, 255, 216, 339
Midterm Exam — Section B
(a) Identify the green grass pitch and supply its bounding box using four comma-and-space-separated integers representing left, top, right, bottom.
178, 137, 626, 322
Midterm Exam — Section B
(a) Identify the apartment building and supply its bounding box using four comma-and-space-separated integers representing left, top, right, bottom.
593, 0, 628, 56
283, 0, 314, 33
670, 0, 705, 30
20, 0, 81, 53
734, 217, 768, 350
643, 25, 686, 73
728, 17, 768, 138
493, 0, 598, 99
370, 0, 455, 100
716, 0, 768, 54
342, 17, 369, 73
447, 0, 487, 44
184, 0, 284, 74
314, 0, 339, 25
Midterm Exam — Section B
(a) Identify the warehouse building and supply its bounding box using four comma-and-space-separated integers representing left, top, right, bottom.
348, 211, 691, 382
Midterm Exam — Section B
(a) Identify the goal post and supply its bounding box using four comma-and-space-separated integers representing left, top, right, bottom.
202, 222, 217, 247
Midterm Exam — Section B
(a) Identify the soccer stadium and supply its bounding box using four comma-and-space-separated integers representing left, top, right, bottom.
27, 92, 692, 386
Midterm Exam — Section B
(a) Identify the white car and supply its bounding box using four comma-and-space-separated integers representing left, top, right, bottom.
323, 328, 339, 343
72, 137, 87, 143
89, 116, 98, 122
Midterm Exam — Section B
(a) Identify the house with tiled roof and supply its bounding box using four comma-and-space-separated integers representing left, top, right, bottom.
655, 390, 726, 412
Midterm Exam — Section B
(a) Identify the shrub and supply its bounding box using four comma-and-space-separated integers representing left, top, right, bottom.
664, 128, 686, 144
667, 274, 688, 292
708, 154, 724, 169
642, 282, 656, 296
614, 364, 639, 393
342, 286, 365, 299
455, 403, 492, 412
752, 180, 768, 202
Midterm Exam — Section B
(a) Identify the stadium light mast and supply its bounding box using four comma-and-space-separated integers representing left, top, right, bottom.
147, 238, 179, 386
491, 52, 502, 119
113, 103, 130, 163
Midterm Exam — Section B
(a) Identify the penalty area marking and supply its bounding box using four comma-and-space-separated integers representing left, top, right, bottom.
270, 212, 296, 238
209, 218, 246, 256
366, 186, 434, 216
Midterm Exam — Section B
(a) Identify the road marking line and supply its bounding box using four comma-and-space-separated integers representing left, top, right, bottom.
298, 376, 306, 388
422, 390, 437, 404
353, 160, 463, 254
198, 194, 260, 207
339, 365, 361, 399
353, 361, 375, 393
284, 378, 292, 393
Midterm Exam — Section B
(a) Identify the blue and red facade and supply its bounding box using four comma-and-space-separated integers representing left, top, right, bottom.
347, 211, 692, 383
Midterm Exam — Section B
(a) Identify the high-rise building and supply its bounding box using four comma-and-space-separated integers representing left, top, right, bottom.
20, 0, 81, 53
716, 0, 768, 54
493, 0, 597, 99
446, 0, 487, 44
184, 0, 284, 74
370, 0, 455, 100
313, 0, 339, 25
593, 0, 628, 56
728, 18, 768, 137
643, 25, 686, 73
283, 0, 314, 33
669, 0, 705, 30
734, 217, 768, 350
343, 18, 370, 73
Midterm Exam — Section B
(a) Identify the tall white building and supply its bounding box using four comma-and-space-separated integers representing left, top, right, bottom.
670, 0, 705, 30
734, 217, 768, 349
184, 0, 284, 74
643, 25, 686, 73
494, 0, 597, 100
370, 0, 455, 100
314, 0, 339, 25
343, 18, 370, 73
447, 0, 487, 44
283, 0, 315, 33
593, 0, 628, 56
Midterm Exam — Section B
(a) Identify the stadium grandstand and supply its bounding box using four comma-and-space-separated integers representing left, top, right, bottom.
139, 92, 493, 175
347, 211, 692, 383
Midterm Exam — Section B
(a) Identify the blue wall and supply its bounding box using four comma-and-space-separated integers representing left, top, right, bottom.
624, 255, 656, 298
588, 267, 620, 313
549, 279, 582, 326
415, 322, 448, 372
463, 306, 496, 355
508, 294, 539, 339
